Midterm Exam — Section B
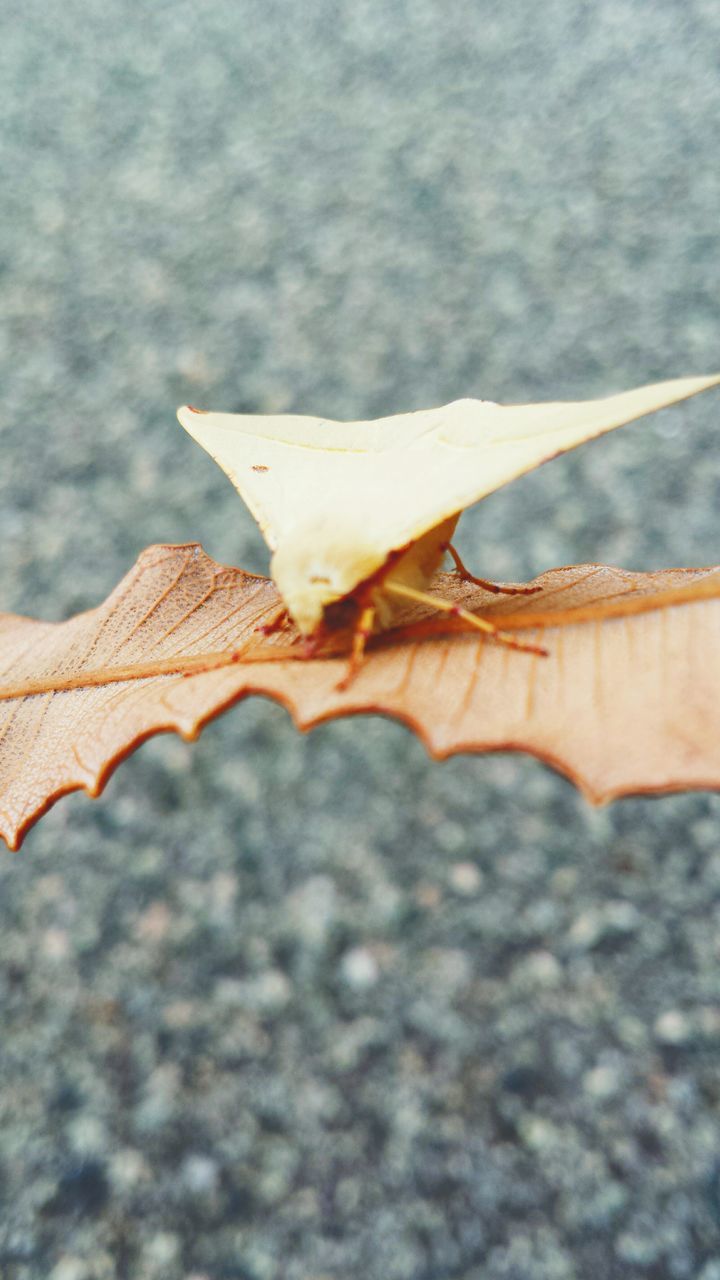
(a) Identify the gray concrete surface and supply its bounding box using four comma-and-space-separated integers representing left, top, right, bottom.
1, 1, 720, 1276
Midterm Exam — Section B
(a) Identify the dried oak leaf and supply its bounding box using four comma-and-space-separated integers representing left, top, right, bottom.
1, 542, 720, 849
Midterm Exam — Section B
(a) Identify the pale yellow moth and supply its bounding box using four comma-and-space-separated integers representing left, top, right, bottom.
178, 374, 720, 682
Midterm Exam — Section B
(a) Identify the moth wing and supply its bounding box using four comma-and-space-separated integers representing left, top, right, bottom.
178, 373, 720, 589
176, 404, 410, 553
416, 373, 720, 540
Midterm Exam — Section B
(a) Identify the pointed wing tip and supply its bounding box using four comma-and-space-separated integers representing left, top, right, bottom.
177, 404, 209, 425
670, 371, 720, 394
660, 370, 720, 405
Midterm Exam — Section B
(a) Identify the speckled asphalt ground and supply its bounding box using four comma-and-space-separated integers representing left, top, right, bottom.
1, 2, 720, 1277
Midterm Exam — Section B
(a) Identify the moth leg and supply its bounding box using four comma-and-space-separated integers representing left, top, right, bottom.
256, 606, 291, 636
384, 581, 548, 657
337, 605, 376, 691
445, 543, 540, 596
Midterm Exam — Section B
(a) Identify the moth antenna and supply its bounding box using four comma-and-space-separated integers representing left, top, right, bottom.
384, 582, 548, 658
445, 543, 541, 596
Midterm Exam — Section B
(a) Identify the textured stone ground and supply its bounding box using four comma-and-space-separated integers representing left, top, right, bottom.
1, 1, 720, 1277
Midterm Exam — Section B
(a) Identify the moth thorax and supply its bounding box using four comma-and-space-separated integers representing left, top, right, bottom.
270, 525, 382, 636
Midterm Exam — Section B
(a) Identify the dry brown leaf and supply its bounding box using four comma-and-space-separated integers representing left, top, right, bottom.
1, 542, 720, 849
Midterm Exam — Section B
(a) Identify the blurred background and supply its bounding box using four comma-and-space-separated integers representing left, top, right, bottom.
1, 1, 720, 1276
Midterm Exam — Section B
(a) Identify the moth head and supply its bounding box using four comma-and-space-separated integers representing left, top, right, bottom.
270, 521, 383, 636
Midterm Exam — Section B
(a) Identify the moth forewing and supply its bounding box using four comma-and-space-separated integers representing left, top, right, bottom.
178, 372, 720, 645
